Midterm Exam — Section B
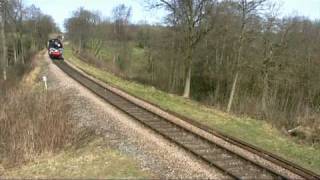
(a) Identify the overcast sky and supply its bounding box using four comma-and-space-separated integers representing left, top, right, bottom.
25, 0, 320, 31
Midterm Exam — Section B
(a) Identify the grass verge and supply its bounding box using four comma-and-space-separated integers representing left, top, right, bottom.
64, 46, 320, 174
3, 137, 151, 179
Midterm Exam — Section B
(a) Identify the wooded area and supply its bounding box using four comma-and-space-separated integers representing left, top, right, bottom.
0, 0, 73, 168
64, 0, 320, 141
0, 0, 317, 142
0, 0, 57, 88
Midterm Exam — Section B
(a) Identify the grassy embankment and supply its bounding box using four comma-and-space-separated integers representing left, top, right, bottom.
64, 45, 320, 174
1, 51, 151, 179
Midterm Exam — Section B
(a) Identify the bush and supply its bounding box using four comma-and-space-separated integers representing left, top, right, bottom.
0, 87, 75, 167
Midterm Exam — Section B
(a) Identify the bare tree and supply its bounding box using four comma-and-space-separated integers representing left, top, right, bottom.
112, 4, 131, 42
227, 0, 267, 112
64, 7, 100, 53
260, 1, 283, 115
155, 0, 216, 98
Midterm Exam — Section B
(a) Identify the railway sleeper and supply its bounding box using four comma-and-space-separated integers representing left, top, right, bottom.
202, 153, 235, 164
107, 93, 121, 98
132, 112, 159, 119
129, 114, 158, 121
105, 95, 126, 101
122, 106, 141, 112
136, 115, 162, 123
149, 123, 177, 129
142, 119, 162, 125
219, 159, 245, 170
224, 166, 267, 180
120, 105, 141, 110
178, 139, 211, 148
239, 173, 274, 180
123, 109, 143, 114
109, 101, 132, 106
157, 127, 181, 134
194, 148, 226, 157
182, 143, 215, 152
103, 97, 128, 106
173, 134, 199, 142
246, 166, 270, 176
151, 126, 177, 132
227, 165, 274, 180
147, 120, 173, 127
162, 132, 195, 142
163, 132, 196, 142
144, 118, 168, 124
144, 117, 168, 123
181, 138, 214, 147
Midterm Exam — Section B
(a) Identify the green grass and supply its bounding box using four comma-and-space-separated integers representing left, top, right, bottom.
64, 45, 320, 174
97, 42, 117, 62
92, 41, 147, 72
3, 138, 151, 179
92, 41, 145, 62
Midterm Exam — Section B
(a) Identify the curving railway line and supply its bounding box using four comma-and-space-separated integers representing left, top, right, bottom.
53, 60, 320, 180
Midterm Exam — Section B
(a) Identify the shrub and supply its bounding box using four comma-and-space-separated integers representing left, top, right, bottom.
0, 87, 75, 167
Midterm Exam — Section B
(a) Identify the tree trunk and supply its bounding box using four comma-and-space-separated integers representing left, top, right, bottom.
183, 39, 193, 98
20, 41, 25, 64
113, 55, 116, 65
227, 71, 239, 112
78, 39, 82, 53
169, 40, 177, 92
13, 44, 17, 64
183, 62, 192, 98
214, 82, 220, 103
149, 54, 154, 84
227, 20, 245, 113
0, 6, 7, 81
226, 1, 251, 113
261, 71, 269, 115
169, 57, 175, 92
227, 43, 242, 112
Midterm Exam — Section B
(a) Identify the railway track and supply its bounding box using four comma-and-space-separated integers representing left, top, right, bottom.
53, 60, 320, 180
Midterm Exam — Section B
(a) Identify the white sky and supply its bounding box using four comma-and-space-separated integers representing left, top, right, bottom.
278, 0, 320, 19
25, 0, 320, 31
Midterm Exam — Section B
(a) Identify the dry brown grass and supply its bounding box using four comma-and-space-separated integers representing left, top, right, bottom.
0, 87, 75, 168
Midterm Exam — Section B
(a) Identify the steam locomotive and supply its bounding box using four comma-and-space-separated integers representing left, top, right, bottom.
48, 39, 63, 59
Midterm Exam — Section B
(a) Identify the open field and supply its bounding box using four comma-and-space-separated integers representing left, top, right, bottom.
64, 45, 320, 174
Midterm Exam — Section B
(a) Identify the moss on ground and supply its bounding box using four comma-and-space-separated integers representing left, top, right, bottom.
3, 138, 151, 179
64, 45, 320, 174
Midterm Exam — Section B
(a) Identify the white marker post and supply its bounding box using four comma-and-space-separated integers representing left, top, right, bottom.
42, 76, 48, 90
